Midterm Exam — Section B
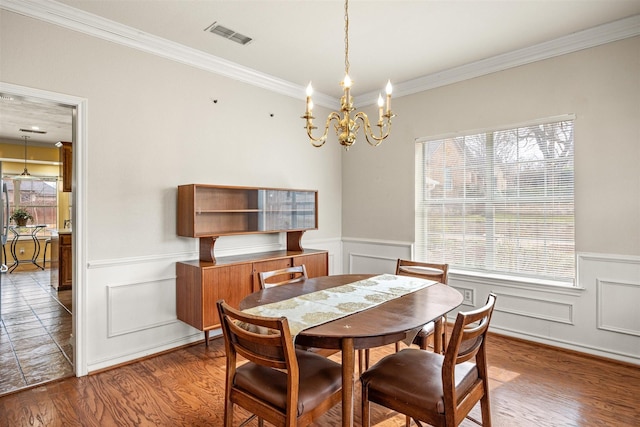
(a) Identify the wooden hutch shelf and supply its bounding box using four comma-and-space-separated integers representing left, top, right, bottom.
177, 184, 318, 262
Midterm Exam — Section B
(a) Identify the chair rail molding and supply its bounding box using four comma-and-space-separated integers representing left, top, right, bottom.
342, 239, 640, 365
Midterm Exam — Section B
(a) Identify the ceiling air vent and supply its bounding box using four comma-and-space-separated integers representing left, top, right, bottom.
19, 128, 47, 134
205, 22, 252, 45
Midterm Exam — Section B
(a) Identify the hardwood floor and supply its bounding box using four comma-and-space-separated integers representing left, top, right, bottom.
1, 332, 638, 426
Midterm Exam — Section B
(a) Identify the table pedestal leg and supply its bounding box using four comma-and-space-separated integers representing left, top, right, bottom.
434, 317, 445, 354
341, 338, 355, 427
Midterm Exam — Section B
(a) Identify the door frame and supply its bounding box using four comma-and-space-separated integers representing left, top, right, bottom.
0, 81, 88, 376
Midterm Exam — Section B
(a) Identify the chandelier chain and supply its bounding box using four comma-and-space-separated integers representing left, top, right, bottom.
344, 0, 349, 75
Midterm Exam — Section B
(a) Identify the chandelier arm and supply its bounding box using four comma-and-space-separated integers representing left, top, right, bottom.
354, 112, 393, 147
304, 112, 342, 147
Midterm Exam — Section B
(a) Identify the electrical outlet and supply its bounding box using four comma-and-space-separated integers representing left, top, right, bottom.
463, 289, 474, 305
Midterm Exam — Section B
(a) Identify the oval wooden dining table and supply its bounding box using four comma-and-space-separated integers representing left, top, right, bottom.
239, 273, 464, 427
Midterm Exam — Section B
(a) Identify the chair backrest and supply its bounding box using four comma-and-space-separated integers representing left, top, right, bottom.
442, 293, 497, 424
395, 259, 449, 285
217, 299, 297, 371
259, 265, 308, 289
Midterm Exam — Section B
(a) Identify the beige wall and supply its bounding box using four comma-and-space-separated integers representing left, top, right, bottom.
0, 10, 343, 372
0, 11, 343, 259
342, 36, 640, 257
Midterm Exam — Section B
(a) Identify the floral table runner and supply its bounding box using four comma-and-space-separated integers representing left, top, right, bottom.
242, 273, 437, 337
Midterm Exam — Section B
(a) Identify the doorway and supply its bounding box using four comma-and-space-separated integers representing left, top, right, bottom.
0, 82, 85, 394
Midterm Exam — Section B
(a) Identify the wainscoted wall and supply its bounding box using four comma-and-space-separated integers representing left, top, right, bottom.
84, 236, 342, 373
341, 237, 412, 274
342, 238, 640, 365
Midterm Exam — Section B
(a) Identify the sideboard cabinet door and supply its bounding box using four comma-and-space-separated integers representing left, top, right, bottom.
293, 252, 329, 278
202, 263, 254, 329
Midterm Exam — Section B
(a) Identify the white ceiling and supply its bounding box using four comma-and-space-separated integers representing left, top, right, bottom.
2, 0, 640, 146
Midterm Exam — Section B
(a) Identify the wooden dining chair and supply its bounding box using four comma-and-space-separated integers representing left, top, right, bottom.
258, 265, 308, 289
360, 259, 449, 373
396, 259, 449, 353
217, 300, 343, 427
361, 293, 497, 427
258, 264, 338, 359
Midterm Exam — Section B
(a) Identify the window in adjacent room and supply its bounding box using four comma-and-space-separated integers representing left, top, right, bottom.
415, 116, 575, 284
6, 177, 58, 230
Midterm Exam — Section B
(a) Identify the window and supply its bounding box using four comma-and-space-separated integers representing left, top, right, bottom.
415, 118, 575, 283
6, 178, 58, 231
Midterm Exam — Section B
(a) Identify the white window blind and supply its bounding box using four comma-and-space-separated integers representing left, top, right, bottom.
415, 118, 575, 283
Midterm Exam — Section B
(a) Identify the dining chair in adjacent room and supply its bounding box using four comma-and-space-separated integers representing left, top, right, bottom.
258, 265, 308, 289
360, 293, 497, 427
217, 300, 343, 427
396, 259, 449, 353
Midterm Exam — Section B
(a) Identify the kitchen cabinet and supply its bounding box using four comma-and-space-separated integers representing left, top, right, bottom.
60, 142, 72, 193
50, 231, 72, 290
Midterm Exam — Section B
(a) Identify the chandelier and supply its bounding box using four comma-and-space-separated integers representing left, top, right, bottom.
302, 0, 394, 149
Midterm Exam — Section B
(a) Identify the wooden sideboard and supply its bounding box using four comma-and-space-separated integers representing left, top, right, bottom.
176, 249, 328, 344
176, 184, 327, 345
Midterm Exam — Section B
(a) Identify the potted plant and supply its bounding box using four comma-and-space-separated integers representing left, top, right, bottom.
10, 207, 33, 227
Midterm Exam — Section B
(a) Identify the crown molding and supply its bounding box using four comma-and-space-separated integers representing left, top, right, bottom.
0, 0, 338, 109
356, 14, 640, 106
3, 0, 638, 109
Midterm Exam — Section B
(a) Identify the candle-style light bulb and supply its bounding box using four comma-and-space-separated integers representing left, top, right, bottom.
377, 94, 384, 121
385, 80, 392, 114
342, 74, 352, 109
343, 74, 352, 88
305, 82, 313, 114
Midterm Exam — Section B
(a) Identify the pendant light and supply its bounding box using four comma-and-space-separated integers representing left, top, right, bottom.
14, 135, 35, 180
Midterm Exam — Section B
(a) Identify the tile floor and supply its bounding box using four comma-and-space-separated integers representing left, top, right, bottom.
0, 268, 73, 396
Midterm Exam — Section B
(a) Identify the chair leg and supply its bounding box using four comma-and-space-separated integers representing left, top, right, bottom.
224, 401, 234, 427
405, 414, 412, 427
359, 349, 371, 375
395, 341, 401, 352
43, 239, 50, 268
480, 391, 492, 426
362, 384, 370, 427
